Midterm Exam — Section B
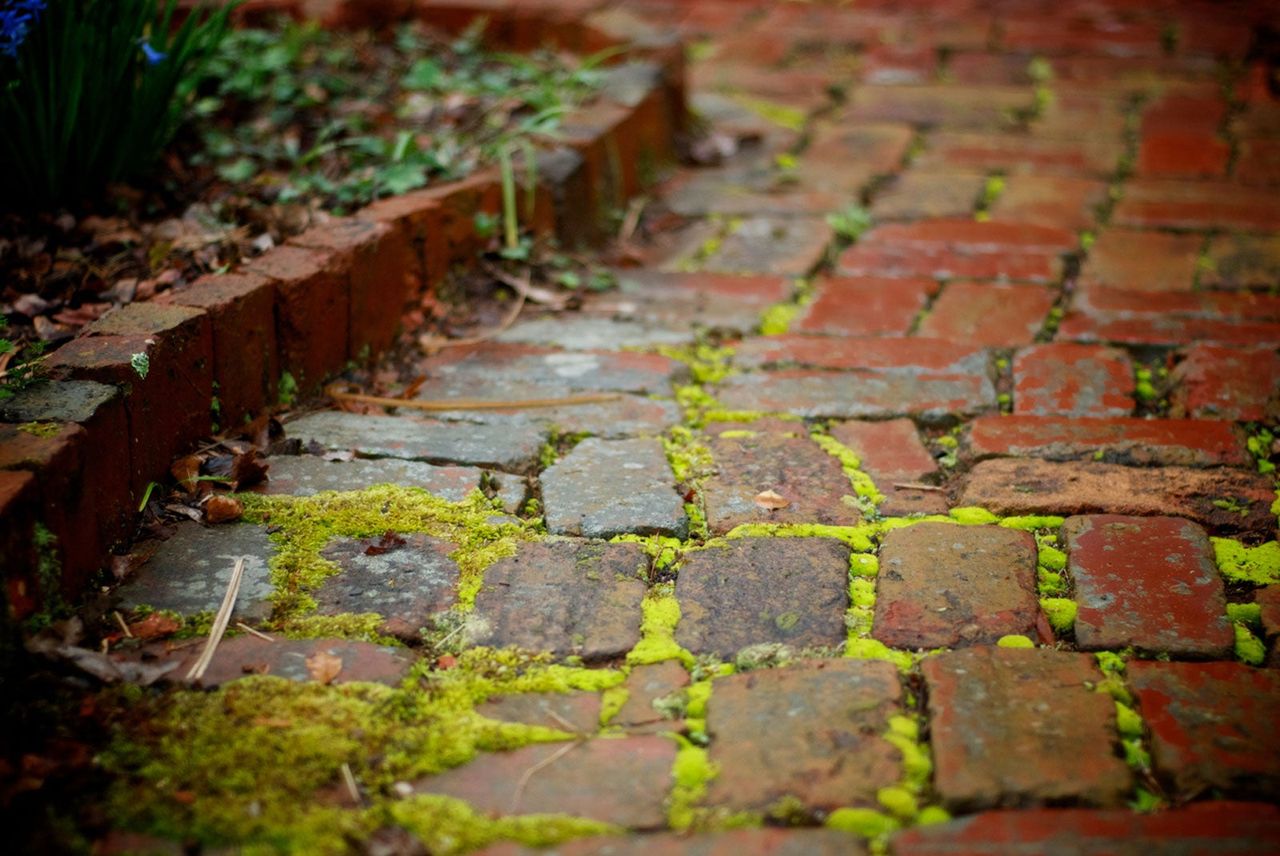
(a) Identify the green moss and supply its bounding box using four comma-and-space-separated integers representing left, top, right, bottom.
730, 94, 807, 132
1037, 545, 1066, 571
239, 485, 539, 620
851, 553, 879, 577
599, 685, 628, 726
996, 635, 1035, 649
281, 613, 399, 645
876, 786, 918, 821
917, 806, 951, 825
1038, 568, 1067, 596
1212, 539, 1280, 585
389, 794, 620, 854
24, 523, 65, 631
725, 522, 876, 552
812, 433, 884, 507
1093, 651, 1133, 705
826, 807, 898, 840
883, 716, 931, 795
759, 302, 802, 336
845, 638, 915, 672
627, 585, 694, 667
655, 343, 736, 386
1115, 701, 1144, 739
668, 736, 717, 830
610, 534, 682, 574
1234, 623, 1266, 666
1040, 598, 1077, 634
663, 426, 715, 485
949, 507, 1000, 525
1227, 602, 1262, 627
17, 420, 60, 438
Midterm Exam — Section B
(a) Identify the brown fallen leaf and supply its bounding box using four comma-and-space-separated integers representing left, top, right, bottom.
204, 495, 244, 524
754, 489, 791, 510
230, 450, 270, 491
306, 650, 343, 685
365, 531, 407, 556
170, 454, 202, 494
128, 613, 181, 641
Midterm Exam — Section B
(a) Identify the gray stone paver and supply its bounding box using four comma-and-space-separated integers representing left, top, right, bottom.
541, 437, 688, 538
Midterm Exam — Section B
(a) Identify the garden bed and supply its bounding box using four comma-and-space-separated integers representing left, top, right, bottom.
0, 0, 685, 630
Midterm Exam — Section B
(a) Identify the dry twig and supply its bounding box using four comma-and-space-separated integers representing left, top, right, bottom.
891, 482, 946, 492
185, 557, 246, 682
510, 741, 579, 814
235, 622, 274, 642
325, 382, 620, 412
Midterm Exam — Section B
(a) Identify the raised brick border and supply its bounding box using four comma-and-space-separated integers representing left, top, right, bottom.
0, 0, 686, 628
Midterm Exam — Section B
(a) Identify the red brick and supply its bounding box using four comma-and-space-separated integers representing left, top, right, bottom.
1062, 515, 1233, 656
839, 219, 1073, 283
1128, 661, 1280, 801
1258, 586, 1280, 668
413, 736, 676, 829
842, 85, 1032, 131
480, 828, 869, 856
151, 636, 415, 688
1013, 343, 1132, 417
959, 459, 1277, 537
1235, 138, 1280, 186
691, 63, 835, 115
361, 189, 446, 293
829, 419, 947, 515
1078, 228, 1201, 293
0, 424, 104, 597
415, 171, 502, 279
1202, 233, 1280, 290
861, 43, 937, 85
944, 52, 1033, 86
665, 216, 834, 278
733, 335, 988, 374
923, 648, 1132, 810
871, 170, 986, 221
966, 415, 1251, 468
290, 218, 414, 361
0, 469, 39, 621
705, 660, 902, 811
1073, 287, 1280, 320
612, 660, 688, 733
244, 245, 349, 395
1058, 312, 1280, 347
714, 368, 995, 423
1113, 179, 1280, 231
874, 523, 1041, 649
675, 538, 850, 657
1168, 344, 1280, 421
793, 276, 935, 337
891, 803, 1280, 854
166, 272, 278, 427
50, 309, 213, 499
1001, 16, 1162, 57
703, 433, 859, 534
1138, 131, 1230, 179
804, 121, 915, 177
989, 176, 1108, 230
475, 692, 600, 734
917, 281, 1057, 347
1034, 88, 1129, 140
919, 131, 1121, 178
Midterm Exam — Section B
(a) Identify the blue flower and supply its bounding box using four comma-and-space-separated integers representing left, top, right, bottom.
139, 40, 168, 66
0, 0, 45, 59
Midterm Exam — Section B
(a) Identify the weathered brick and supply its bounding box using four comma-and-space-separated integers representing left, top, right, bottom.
1112, 179, 1280, 231
842, 85, 1031, 131
0, 470, 39, 621
874, 523, 1040, 649
703, 433, 858, 534
1129, 660, 1280, 801
541, 438, 687, 539
839, 219, 1073, 283
316, 534, 460, 641
959, 459, 1277, 537
598, 270, 791, 335
918, 131, 1121, 178
416, 342, 683, 398
479, 828, 869, 856
990, 176, 1108, 230
804, 121, 915, 178
139, 636, 415, 688
166, 271, 278, 426
1071, 287, 1280, 321
829, 419, 947, 516
499, 315, 691, 351
49, 305, 213, 500
361, 188, 446, 292
284, 411, 546, 474
916, 281, 1057, 347
705, 660, 902, 811
611, 660, 688, 733
661, 161, 844, 218
476, 692, 601, 735
675, 538, 850, 658
871, 170, 986, 221
1013, 343, 1132, 417
470, 541, 647, 661
1058, 312, 1280, 347
1139, 131, 1231, 179
290, 217, 414, 360
413, 736, 676, 829
1235, 137, 1280, 187
1202, 233, 1280, 290
1168, 344, 1280, 422
1001, 16, 1162, 57
1258, 586, 1280, 667
891, 802, 1280, 854
733, 335, 988, 374
1078, 228, 1201, 293
244, 245, 349, 394
663, 216, 835, 277
1062, 515, 1233, 656
714, 369, 995, 423
923, 648, 1132, 810
966, 415, 1250, 468
793, 276, 935, 337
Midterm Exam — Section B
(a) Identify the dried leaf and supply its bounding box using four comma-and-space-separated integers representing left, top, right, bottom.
128, 613, 181, 641
306, 650, 343, 684
230, 450, 270, 491
170, 454, 202, 494
365, 531, 407, 556
204, 495, 244, 524
754, 489, 791, 510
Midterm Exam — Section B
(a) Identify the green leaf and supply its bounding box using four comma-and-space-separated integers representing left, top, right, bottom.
377, 163, 428, 196
216, 157, 257, 184
403, 58, 444, 90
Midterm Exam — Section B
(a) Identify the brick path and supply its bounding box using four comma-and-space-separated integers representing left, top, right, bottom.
91, 1, 1280, 853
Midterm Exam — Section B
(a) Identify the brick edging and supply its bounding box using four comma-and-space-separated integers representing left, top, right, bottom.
0, 0, 686, 627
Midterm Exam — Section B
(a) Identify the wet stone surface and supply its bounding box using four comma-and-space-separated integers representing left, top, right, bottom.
873, 523, 1041, 650
470, 541, 648, 661
315, 534, 460, 641
1062, 515, 1233, 657
474, 692, 602, 735
923, 647, 1133, 810
714, 369, 996, 422
674, 538, 850, 658
285, 410, 546, 474
117, 523, 276, 622
541, 438, 688, 539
